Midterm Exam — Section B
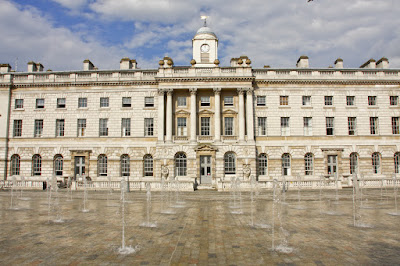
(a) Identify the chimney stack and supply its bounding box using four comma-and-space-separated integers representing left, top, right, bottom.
296, 55, 309, 68
360, 58, 376, 69
376, 57, 389, 69
0, 64, 11, 73
120, 58, 137, 70
334, 58, 343, 69
83, 59, 95, 71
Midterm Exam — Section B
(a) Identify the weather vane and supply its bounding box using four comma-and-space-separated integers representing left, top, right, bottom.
201, 15, 208, 27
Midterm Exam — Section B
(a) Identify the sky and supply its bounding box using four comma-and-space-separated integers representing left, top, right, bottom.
1, 0, 400, 72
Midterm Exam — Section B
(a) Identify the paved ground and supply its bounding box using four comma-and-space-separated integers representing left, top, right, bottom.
0, 187, 399, 265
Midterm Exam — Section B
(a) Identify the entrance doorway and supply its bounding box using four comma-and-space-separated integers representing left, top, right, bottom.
327, 155, 337, 177
200, 155, 212, 184
75, 156, 85, 179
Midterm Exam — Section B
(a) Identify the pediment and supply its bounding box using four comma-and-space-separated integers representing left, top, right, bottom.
194, 144, 218, 152
175, 109, 190, 115
222, 109, 238, 115
198, 109, 214, 115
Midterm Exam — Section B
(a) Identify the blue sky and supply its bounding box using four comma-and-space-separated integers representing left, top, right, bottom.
1, 0, 400, 71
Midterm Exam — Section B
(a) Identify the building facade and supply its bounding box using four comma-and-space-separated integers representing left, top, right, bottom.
0, 24, 399, 188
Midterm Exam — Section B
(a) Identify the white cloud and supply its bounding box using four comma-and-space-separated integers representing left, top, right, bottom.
50, 0, 88, 10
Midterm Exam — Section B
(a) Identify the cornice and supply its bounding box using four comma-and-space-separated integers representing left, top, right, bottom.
10, 81, 158, 88
155, 76, 254, 83
255, 79, 400, 86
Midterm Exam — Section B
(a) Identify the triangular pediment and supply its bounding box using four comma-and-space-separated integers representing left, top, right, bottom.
194, 144, 218, 152
198, 109, 214, 115
222, 109, 238, 115
175, 109, 190, 115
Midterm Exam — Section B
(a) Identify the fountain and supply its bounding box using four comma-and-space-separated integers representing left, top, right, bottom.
249, 176, 270, 229
230, 177, 243, 214
379, 177, 388, 205
388, 174, 400, 216
82, 175, 89, 213
172, 178, 185, 208
140, 183, 157, 227
51, 176, 64, 223
19, 176, 30, 201
107, 176, 118, 207
352, 174, 373, 228
66, 176, 73, 202
293, 175, 306, 210
9, 176, 18, 210
160, 179, 175, 215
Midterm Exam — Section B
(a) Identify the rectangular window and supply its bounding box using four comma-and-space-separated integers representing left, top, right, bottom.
56, 119, 65, 137
77, 119, 86, 137
177, 117, 187, 136
370, 117, 378, 135
326, 117, 334, 135
144, 97, 154, 107
78, 97, 87, 108
34, 119, 43, 137
280, 96, 289, 106
144, 118, 154, 136
303, 117, 312, 136
324, 96, 333, 106
348, 117, 357, 135
36, 98, 45, 109
368, 96, 377, 106
257, 96, 266, 106
177, 97, 187, 107
99, 118, 108, 136
201, 96, 210, 107
13, 120, 22, 137
281, 117, 290, 136
302, 96, 311, 106
121, 118, 131, 136
347, 96, 355, 106
57, 98, 66, 108
390, 96, 399, 106
258, 117, 267, 136
15, 99, 24, 109
392, 117, 399, 135
100, 97, 109, 108
224, 117, 234, 136
224, 96, 233, 106
201, 117, 210, 135
122, 97, 131, 108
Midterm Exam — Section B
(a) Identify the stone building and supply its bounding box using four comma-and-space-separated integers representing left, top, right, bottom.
0, 23, 399, 189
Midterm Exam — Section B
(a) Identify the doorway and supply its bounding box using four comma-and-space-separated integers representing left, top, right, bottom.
200, 155, 212, 184
327, 155, 337, 177
75, 156, 86, 179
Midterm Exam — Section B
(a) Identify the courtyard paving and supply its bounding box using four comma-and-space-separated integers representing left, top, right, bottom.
0, 187, 399, 265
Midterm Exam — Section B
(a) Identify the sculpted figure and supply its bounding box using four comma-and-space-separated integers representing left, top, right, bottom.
161, 165, 169, 180
243, 164, 251, 180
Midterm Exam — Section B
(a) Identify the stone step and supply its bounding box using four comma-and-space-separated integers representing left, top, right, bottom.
196, 185, 217, 191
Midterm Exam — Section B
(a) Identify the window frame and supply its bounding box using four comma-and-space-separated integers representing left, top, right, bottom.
224, 152, 236, 175
302, 96, 311, 106
370, 117, 379, 135
144, 118, 154, 136
280, 96, 289, 106
303, 117, 312, 136
200, 96, 211, 107
350, 153, 358, 175
326, 117, 334, 136
368, 96, 377, 106
77, 119, 86, 137
390, 96, 399, 106
56, 119, 65, 137
177, 96, 187, 107
100, 97, 109, 108
392, 117, 399, 135
395, 152, 400, 174
177, 117, 187, 136
257, 96, 266, 106
78, 97, 87, 108
144, 97, 154, 107
304, 153, 314, 176
99, 118, 108, 136
54, 155, 63, 176
258, 117, 267, 136
175, 153, 187, 176
200, 117, 211, 136
324, 96, 333, 106
372, 152, 380, 174
224, 117, 234, 136
143, 154, 153, 177
348, 117, 357, 136
34, 119, 43, 138
32, 154, 42, 176
36, 98, 45, 109
346, 96, 355, 106
281, 117, 290, 136
121, 118, 131, 137
13, 120, 22, 137
15, 99, 24, 109
57, 98, 66, 109
98, 154, 108, 176
122, 97, 132, 108
224, 96, 234, 106
11, 154, 20, 176
282, 153, 291, 176
121, 154, 130, 177
258, 153, 268, 176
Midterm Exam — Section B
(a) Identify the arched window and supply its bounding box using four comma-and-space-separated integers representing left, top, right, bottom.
304, 153, 313, 176
98, 154, 107, 176
143, 154, 153, 176
175, 153, 187, 176
395, 152, 400, 174
258, 153, 268, 176
121, 154, 130, 176
54, 154, 63, 176
350, 153, 358, 175
10, 154, 20, 176
282, 153, 291, 176
32, 154, 41, 176
372, 152, 381, 174
224, 152, 236, 174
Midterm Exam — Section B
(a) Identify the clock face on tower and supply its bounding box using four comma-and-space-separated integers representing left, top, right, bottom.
201, 44, 210, 53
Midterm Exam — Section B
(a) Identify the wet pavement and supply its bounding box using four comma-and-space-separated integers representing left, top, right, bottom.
0, 187, 399, 265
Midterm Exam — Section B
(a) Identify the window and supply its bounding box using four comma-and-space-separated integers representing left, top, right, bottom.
390, 96, 398, 106
56, 119, 65, 137
326, 117, 334, 135
177, 97, 186, 107
370, 117, 378, 135
224, 117, 234, 136
15, 99, 24, 109
201, 117, 210, 136
303, 117, 312, 136
281, 117, 289, 136
36, 98, 45, 109
224, 96, 233, 106
348, 117, 357, 135
257, 96, 266, 106
77, 119, 86, 137
224, 152, 236, 174
144, 118, 154, 136
122, 97, 131, 108
324, 96, 333, 106
100, 97, 109, 108
201, 96, 210, 107
143, 154, 153, 176
13, 120, 22, 137
98, 155, 107, 176
372, 152, 380, 174
350, 153, 358, 175
175, 153, 187, 176
177, 117, 187, 136
347, 96, 355, 106
121, 118, 131, 137
392, 117, 399, 135
34, 120, 43, 137
78, 97, 87, 108
258, 153, 268, 176
258, 117, 267, 136
121, 154, 130, 176
11, 155, 20, 176
282, 153, 291, 176
54, 155, 63, 176
99, 118, 108, 136
368, 96, 377, 106
145, 97, 154, 107
395, 153, 400, 174
304, 153, 313, 176
280, 96, 289, 106
32, 154, 41, 176
57, 98, 66, 108
302, 96, 311, 106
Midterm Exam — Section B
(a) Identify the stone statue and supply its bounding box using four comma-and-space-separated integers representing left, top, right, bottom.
243, 164, 251, 180
161, 165, 169, 180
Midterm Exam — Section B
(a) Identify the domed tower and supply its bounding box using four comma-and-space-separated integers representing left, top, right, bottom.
192, 18, 219, 67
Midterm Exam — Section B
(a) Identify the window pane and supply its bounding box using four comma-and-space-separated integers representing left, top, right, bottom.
201, 117, 210, 135
392, 117, 399, 135
32, 155, 41, 176
224, 96, 233, 106
11, 155, 20, 176
390, 96, 398, 106
257, 96, 266, 106
122, 97, 131, 107
224, 117, 233, 135
99, 119, 108, 136
326, 117, 334, 135
77, 119, 86, 137
36, 98, 45, 109
34, 120, 43, 137
303, 117, 312, 136
56, 119, 65, 137
78, 98, 87, 108
370, 117, 378, 135
177, 117, 187, 136
347, 96, 355, 106
15, 99, 24, 109
302, 96, 311, 106
122, 118, 131, 136
348, 117, 356, 135
175, 153, 187, 176
200, 96, 210, 106
145, 97, 154, 107
350, 153, 358, 175
54, 155, 63, 176
224, 153, 236, 174
282, 154, 290, 176
177, 97, 186, 107
144, 118, 154, 136
143, 155, 153, 176
368, 96, 377, 106
13, 120, 22, 137
98, 155, 107, 176
121, 155, 130, 176
100, 97, 109, 107
57, 98, 66, 108
280, 96, 288, 105
372, 153, 380, 174
258, 117, 267, 136
281, 117, 289, 136
324, 96, 333, 106
258, 154, 267, 176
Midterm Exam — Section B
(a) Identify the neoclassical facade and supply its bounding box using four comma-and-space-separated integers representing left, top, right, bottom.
0, 24, 399, 188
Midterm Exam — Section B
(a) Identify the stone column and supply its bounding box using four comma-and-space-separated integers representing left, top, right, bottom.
157, 89, 165, 142
166, 89, 173, 142
238, 88, 246, 141
246, 88, 254, 141
190, 88, 197, 142
214, 87, 221, 141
